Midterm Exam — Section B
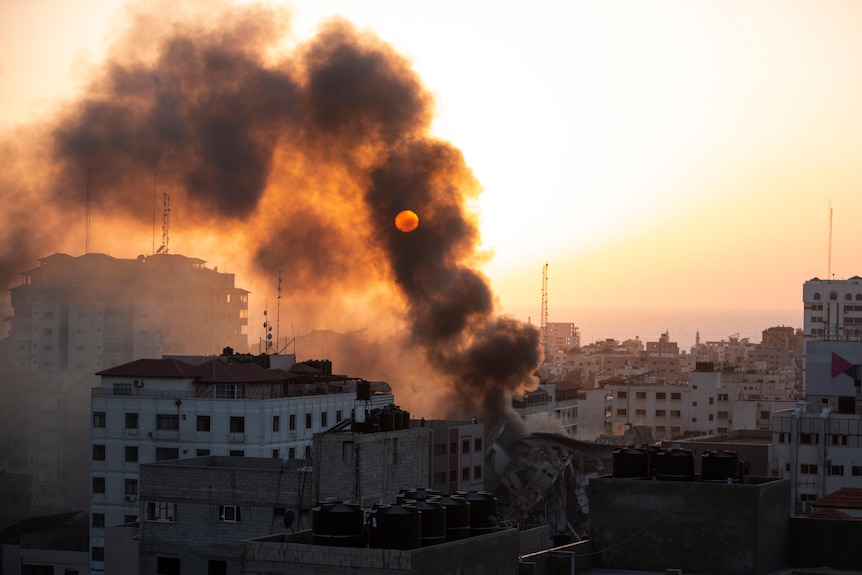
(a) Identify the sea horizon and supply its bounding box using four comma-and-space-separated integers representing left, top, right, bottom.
499, 304, 801, 352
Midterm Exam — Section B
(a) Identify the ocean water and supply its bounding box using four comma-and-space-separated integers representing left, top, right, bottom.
499, 305, 801, 351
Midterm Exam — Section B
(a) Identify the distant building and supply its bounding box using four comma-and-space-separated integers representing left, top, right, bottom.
545, 322, 580, 354
803, 276, 862, 340
89, 354, 393, 574
423, 420, 485, 494
0, 252, 250, 517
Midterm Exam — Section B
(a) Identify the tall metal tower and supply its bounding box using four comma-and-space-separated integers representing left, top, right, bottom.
541, 262, 549, 352
156, 191, 170, 254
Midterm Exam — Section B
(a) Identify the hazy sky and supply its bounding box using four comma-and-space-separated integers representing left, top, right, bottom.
2, 0, 861, 323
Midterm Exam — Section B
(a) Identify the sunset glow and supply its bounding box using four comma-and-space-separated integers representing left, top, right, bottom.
2, 0, 861, 331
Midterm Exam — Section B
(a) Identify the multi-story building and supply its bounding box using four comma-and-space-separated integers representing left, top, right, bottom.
89, 353, 393, 574
0, 252, 249, 516
424, 420, 485, 494
544, 322, 580, 354
803, 276, 862, 340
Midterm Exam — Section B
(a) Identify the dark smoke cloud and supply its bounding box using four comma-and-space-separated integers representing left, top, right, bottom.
0, 0, 540, 426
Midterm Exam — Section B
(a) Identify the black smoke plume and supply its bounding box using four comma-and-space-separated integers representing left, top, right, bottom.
0, 0, 540, 427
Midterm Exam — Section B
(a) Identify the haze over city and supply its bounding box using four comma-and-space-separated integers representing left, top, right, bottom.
3, 0, 861, 343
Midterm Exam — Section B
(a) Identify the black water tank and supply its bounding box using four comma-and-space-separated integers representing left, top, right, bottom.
701, 450, 740, 483
380, 407, 399, 431
368, 504, 421, 550
612, 446, 650, 478
460, 491, 497, 536
397, 487, 441, 504
641, 444, 664, 477
436, 495, 470, 541
413, 498, 447, 547
311, 500, 365, 547
655, 448, 695, 481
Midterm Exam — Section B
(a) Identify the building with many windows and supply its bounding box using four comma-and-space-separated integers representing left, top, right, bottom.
89, 353, 393, 574
0, 252, 250, 517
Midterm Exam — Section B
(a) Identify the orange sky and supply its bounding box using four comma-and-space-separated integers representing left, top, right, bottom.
2, 0, 862, 325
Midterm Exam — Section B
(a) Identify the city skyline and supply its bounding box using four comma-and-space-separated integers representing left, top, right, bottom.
2, 0, 861, 333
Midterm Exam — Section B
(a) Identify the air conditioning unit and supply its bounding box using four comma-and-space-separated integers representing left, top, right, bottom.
125, 495, 137, 502
133, 380, 144, 388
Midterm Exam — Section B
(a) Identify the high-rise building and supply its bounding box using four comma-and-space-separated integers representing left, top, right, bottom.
0, 252, 249, 518
802, 276, 862, 340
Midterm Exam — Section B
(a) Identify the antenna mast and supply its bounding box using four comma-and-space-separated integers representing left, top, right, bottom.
156, 190, 170, 254
541, 263, 549, 352
85, 167, 91, 254
827, 200, 833, 279
276, 271, 282, 354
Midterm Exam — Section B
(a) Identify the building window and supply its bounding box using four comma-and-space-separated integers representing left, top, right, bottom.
156, 414, 179, 430
800, 464, 818, 474
709, 414, 714, 421
272, 449, 279, 458
829, 465, 845, 476
462, 439, 470, 454
305, 413, 312, 429
208, 560, 228, 575
92, 513, 105, 528
655, 392, 666, 400
230, 416, 245, 433
93, 412, 106, 428
636, 392, 646, 399
434, 443, 446, 456
617, 391, 627, 398
718, 394, 729, 401
215, 384, 246, 399
800, 433, 819, 445
717, 411, 728, 419
655, 410, 666, 417
304, 446, 311, 459
670, 410, 681, 418
92, 444, 106, 461
288, 448, 295, 459
229, 450, 244, 457
197, 415, 211, 432
125, 479, 138, 495
146, 501, 176, 522
474, 465, 483, 480
113, 383, 132, 395
449, 470, 457, 482
125, 413, 138, 429
655, 426, 666, 434
671, 393, 681, 400
462, 467, 470, 481
617, 408, 627, 416
636, 409, 646, 416
273, 416, 280, 432
126, 446, 138, 463
289, 414, 296, 430
92, 546, 105, 562
219, 505, 241, 522
450, 442, 457, 454
852, 466, 862, 477
709, 397, 714, 405
760, 411, 770, 420
156, 557, 181, 575
336, 410, 343, 422
321, 412, 328, 428
156, 447, 179, 461
474, 438, 483, 452
831, 434, 848, 446
92, 477, 105, 494
196, 449, 210, 456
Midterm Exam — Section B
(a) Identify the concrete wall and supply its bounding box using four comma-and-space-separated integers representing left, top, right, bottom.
241, 528, 520, 575
789, 517, 862, 570
314, 428, 430, 506
138, 458, 313, 575
589, 476, 790, 575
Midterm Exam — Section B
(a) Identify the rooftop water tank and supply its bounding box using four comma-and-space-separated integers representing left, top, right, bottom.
460, 491, 497, 536
655, 448, 695, 481
612, 446, 650, 479
368, 504, 421, 550
701, 450, 740, 483
436, 495, 470, 541
311, 500, 365, 547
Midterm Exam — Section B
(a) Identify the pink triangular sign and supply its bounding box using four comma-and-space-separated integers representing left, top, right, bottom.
832, 352, 855, 378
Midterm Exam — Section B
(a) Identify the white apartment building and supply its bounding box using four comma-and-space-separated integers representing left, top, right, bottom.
772, 338, 862, 515
511, 382, 578, 436
576, 368, 796, 442
89, 355, 393, 574
803, 276, 862, 340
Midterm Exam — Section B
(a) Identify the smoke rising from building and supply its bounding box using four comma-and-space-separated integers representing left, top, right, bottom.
0, 0, 540, 425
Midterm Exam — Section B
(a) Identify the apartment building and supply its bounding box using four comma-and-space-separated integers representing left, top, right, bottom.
803, 276, 862, 340
89, 354, 393, 574
424, 420, 486, 494
0, 252, 249, 516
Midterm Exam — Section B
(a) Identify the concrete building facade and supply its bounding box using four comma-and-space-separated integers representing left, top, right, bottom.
89, 355, 393, 574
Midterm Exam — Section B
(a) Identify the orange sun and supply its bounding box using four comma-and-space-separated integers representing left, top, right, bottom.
394, 209, 419, 232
